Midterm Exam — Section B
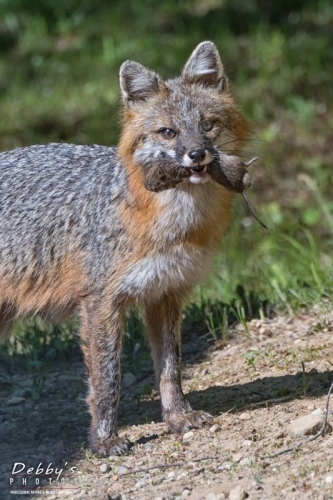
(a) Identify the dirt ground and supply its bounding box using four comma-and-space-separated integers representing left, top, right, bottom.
1, 303, 333, 500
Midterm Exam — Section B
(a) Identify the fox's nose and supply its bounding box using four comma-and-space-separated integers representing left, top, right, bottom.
188, 149, 206, 163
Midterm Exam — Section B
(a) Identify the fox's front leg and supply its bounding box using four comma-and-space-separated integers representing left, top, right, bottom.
80, 297, 130, 456
145, 295, 212, 433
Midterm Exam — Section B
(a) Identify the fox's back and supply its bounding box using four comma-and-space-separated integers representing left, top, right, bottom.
0, 144, 130, 316
0, 143, 126, 260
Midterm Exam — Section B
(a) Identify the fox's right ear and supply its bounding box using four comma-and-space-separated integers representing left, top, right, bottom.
119, 61, 165, 106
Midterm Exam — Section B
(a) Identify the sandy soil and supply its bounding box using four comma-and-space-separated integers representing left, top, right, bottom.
1, 303, 333, 500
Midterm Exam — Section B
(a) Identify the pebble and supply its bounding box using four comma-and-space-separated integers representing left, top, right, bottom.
288, 414, 332, 438
232, 452, 243, 463
209, 424, 219, 433
117, 465, 128, 475
168, 471, 175, 479
183, 431, 194, 440
18, 378, 33, 387
229, 485, 247, 500
100, 463, 110, 473
242, 440, 252, 447
218, 462, 232, 471
182, 489, 191, 499
207, 493, 218, 500
311, 408, 324, 415
135, 480, 144, 488
239, 412, 251, 420
7, 396, 26, 405
239, 456, 253, 466
122, 372, 137, 388
325, 475, 333, 484
151, 477, 163, 486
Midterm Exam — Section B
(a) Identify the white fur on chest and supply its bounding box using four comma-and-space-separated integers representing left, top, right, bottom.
120, 184, 218, 300
120, 245, 214, 300
156, 183, 212, 238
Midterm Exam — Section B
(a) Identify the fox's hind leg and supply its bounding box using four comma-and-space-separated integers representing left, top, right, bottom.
145, 294, 212, 433
80, 295, 131, 456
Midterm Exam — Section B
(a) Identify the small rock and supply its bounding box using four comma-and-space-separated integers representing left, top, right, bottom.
311, 408, 324, 415
239, 456, 253, 466
168, 471, 175, 479
218, 462, 232, 471
232, 452, 243, 463
100, 463, 110, 473
7, 396, 26, 405
122, 372, 137, 388
117, 466, 128, 475
288, 414, 332, 438
19, 379, 33, 387
183, 431, 194, 441
209, 424, 219, 433
229, 485, 247, 500
325, 475, 333, 484
135, 480, 144, 488
241, 440, 252, 447
38, 444, 48, 453
182, 489, 191, 499
239, 412, 251, 420
151, 477, 163, 486
206, 493, 217, 500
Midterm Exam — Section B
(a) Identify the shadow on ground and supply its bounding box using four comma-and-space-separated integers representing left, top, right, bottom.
1, 325, 332, 498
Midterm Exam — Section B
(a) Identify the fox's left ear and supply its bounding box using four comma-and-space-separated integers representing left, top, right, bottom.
182, 41, 227, 91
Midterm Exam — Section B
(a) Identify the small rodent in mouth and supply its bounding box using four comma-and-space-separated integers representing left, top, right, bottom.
144, 153, 267, 228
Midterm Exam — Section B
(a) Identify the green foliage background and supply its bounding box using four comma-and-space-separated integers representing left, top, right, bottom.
0, 0, 332, 358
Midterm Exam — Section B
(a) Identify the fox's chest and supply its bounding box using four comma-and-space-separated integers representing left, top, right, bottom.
119, 244, 214, 300
118, 184, 230, 300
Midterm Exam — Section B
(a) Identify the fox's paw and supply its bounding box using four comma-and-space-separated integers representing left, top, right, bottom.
165, 410, 213, 434
90, 435, 132, 457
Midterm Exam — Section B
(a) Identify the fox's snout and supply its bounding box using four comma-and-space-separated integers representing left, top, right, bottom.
182, 148, 213, 168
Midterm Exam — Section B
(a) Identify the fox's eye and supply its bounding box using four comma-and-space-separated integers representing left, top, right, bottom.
159, 128, 176, 139
201, 120, 213, 132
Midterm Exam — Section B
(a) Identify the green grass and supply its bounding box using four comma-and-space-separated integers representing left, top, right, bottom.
0, 0, 333, 360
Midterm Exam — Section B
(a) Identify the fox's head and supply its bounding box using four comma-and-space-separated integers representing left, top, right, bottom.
118, 41, 248, 186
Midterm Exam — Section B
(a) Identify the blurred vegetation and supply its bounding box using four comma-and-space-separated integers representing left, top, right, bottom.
0, 0, 332, 361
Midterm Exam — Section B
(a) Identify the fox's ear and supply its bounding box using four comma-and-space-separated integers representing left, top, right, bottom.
119, 61, 165, 105
182, 41, 227, 91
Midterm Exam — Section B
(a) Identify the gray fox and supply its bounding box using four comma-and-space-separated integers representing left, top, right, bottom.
0, 41, 249, 456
